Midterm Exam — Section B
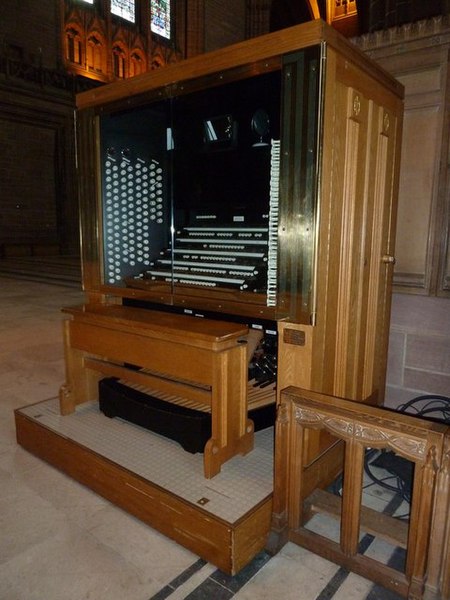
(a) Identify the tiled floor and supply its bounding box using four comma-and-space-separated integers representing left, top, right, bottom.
0, 275, 405, 600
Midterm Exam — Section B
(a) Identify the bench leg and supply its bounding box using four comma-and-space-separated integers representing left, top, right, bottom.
59, 319, 99, 415
203, 344, 253, 478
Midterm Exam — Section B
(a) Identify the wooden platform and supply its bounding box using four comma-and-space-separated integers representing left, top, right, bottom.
15, 398, 274, 575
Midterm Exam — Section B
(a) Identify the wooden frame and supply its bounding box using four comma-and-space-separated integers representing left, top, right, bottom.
15, 406, 272, 575
269, 386, 450, 599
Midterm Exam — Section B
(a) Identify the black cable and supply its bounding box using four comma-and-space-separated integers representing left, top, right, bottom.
397, 394, 450, 423
331, 396, 450, 519
361, 394, 450, 517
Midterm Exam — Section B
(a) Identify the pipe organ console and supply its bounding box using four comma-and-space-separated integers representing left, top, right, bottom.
63, 21, 403, 488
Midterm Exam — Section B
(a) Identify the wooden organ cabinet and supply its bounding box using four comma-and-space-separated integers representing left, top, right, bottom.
15, 21, 404, 574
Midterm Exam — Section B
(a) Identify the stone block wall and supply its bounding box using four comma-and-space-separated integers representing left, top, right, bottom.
385, 293, 450, 408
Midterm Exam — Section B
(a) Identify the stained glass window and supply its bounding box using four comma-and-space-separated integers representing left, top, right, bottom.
151, 0, 171, 40
111, 0, 135, 23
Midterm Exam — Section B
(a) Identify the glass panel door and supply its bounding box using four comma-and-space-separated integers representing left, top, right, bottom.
169, 70, 282, 314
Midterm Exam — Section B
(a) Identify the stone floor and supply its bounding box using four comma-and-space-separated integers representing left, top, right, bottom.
0, 275, 405, 600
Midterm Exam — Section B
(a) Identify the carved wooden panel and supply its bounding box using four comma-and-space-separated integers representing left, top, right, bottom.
271, 386, 450, 599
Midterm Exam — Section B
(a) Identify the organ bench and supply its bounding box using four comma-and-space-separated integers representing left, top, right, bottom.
59, 303, 253, 478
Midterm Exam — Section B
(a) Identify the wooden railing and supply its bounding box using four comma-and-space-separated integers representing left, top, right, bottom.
269, 387, 450, 600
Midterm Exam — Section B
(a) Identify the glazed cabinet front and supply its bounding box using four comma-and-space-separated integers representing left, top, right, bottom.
78, 46, 322, 325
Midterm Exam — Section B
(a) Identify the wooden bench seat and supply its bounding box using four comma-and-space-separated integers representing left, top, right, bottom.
59, 303, 254, 478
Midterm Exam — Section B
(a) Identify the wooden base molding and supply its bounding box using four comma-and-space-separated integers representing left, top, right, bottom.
15, 402, 273, 575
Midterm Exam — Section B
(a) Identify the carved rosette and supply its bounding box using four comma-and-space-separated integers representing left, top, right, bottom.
293, 406, 321, 426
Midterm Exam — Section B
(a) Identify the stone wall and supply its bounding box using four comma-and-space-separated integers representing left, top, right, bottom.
386, 294, 450, 407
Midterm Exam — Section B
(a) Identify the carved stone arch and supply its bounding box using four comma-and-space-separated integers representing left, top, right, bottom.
65, 21, 85, 66
64, 6, 85, 28
150, 49, 165, 70
129, 31, 148, 76
86, 27, 107, 75
130, 47, 147, 77
111, 28, 129, 48
111, 39, 128, 79
130, 32, 148, 60
86, 14, 107, 39
150, 42, 181, 70
162, 45, 182, 66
